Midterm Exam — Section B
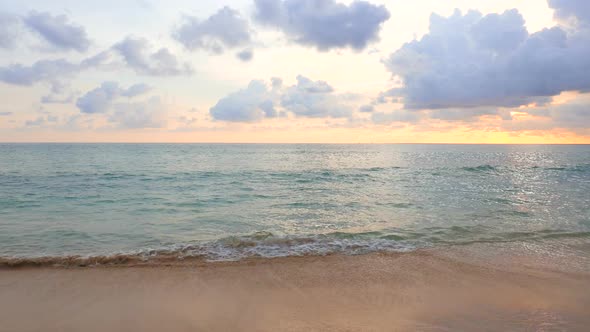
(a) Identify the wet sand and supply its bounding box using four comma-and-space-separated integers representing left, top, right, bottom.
1, 246, 589, 332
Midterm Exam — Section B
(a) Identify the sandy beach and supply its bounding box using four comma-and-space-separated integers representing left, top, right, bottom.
1, 245, 589, 332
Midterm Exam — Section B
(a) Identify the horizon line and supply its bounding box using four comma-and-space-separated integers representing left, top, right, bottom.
1, 142, 589, 145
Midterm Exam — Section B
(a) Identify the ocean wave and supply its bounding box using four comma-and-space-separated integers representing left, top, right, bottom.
0, 233, 415, 268
2, 229, 589, 268
458, 163, 590, 175
461, 165, 499, 173
542, 164, 590, 173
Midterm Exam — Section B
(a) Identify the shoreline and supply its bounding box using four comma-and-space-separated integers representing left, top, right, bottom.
3, 228, 589, 270
1, 245, 589, 331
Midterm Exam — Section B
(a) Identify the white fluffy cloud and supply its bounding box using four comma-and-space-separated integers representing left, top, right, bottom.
210, 75, 358, 122
383, 6, 590, 110
210, 80, 279, 122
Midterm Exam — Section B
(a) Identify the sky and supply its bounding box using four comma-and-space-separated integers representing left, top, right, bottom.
0, 0, 589, 143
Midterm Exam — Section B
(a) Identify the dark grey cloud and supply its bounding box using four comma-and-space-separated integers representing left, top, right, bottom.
113, 37, 193, 76
383, 8, 590, 110
173, 7, 252, 54
0, 12, 20, 49
210, 75, 356, 122
236, 48, 254, 62
24, 11, 90, 52
76, 81, 152, 114
253, 0, 390, 51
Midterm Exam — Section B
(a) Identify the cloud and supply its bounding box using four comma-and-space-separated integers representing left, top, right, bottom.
75, 82, 166, 128
539, 101, 590, 130
76, 82, 121, 114
0, 49, 117, 86
429, 108, 502, 121
291, 75, 334, 93
76, 81, 151, 114
281, 75, 353, 118
121, 83, 152, 97
41, 94, 75, 104
210, 80, 278, 122
0, 59, 81, 85
0, 12, 20, 49
173, 7, 252, 54
108, 97, 167, 129
383, 8, 590, 110
548, 0, 590, 25
210, 75, 357, 122
236, 48, 254, 62
24, 11, 90, 52
513, 93, 590, 132
40, 81, 77, 104
0, 112, 13, 116
0, 36, 190, 86
25, 114, 58, 127
253, 0, 390, 51
371, 110, 420, 125
113, 37, 193, 76
359, 105, 374, 113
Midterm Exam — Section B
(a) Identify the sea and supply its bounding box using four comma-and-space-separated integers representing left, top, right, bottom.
1, 143, 589, 262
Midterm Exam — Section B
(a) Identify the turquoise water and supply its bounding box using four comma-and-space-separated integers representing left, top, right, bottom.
1, 144, 589, 260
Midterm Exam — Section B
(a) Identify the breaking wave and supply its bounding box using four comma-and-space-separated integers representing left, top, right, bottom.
2, 228, 589, 268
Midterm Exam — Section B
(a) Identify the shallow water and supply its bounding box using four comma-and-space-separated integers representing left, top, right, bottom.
1, 143, 589, 260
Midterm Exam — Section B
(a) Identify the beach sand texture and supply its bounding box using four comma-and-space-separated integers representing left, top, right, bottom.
1, 246, 589, 332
